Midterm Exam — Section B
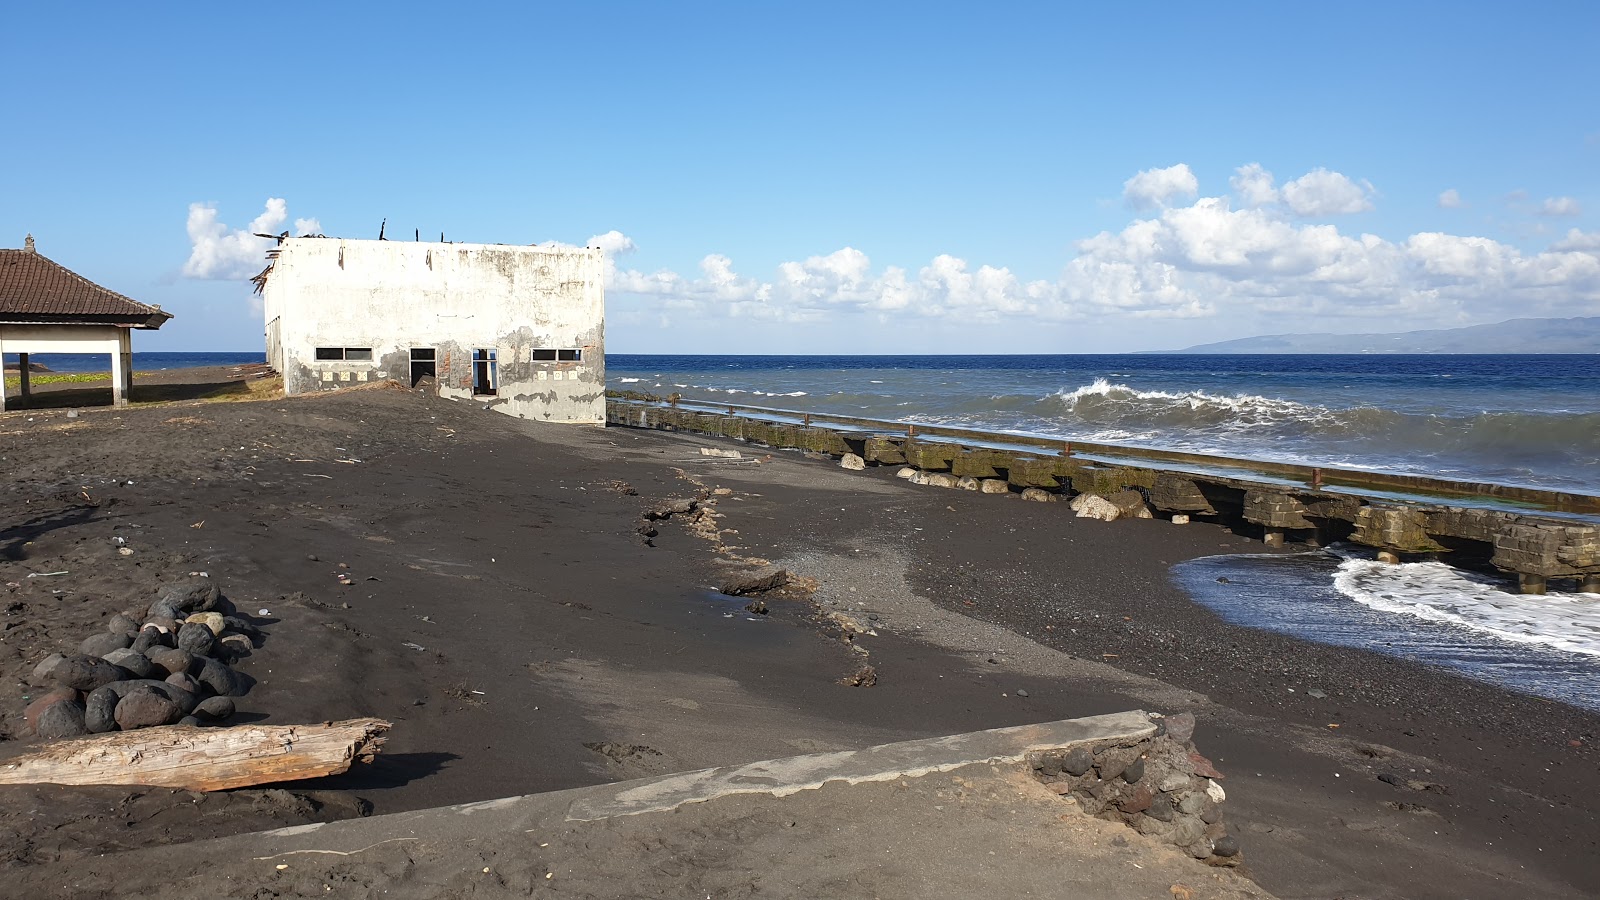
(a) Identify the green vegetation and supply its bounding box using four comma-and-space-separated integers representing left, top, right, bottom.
3, 371, 156, 388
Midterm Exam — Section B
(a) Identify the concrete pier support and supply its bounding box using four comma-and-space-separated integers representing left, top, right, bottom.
1519, 573, 1548, 595
1263, 529, 1285, 547
17, 353, 31, 401
1580, 574, 1600, 594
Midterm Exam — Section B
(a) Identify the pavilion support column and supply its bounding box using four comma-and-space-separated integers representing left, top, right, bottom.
119, 330, 133, 402
17, 353, 30, 400
110, 345, 128, 408
0, 355, 8, 413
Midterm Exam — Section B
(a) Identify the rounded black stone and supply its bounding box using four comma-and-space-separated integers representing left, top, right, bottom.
79, 631, 132, 658
195, 695, 235, 719
1122, 758, 1146, 784
176, 623, 215, 657
1212, 835, 1240, 857
53, 655, 127, 692
1061, 747, 1094, 777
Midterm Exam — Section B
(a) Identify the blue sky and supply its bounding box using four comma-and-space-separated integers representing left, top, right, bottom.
2, 2, 1596, 352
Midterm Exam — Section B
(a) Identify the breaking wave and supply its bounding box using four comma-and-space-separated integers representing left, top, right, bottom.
1333, 556, 1600, 658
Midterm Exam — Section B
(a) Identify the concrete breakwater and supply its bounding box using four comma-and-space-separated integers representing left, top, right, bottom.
606, 397, 1600, 595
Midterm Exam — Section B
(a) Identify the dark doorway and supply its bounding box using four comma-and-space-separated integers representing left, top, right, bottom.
472, 349, 497, 396
410, 348, 436, 388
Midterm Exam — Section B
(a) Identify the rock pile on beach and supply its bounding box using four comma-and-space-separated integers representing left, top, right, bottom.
1030, 713, 1240, 865
23, 579, 259, 739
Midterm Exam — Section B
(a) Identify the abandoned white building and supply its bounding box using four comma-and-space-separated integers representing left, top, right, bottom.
1, 235, 173, 412
260, 238, 605, 424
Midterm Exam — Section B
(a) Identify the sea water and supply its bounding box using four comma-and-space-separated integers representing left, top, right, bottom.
1173, 550, 1600, 712
608, 354, 1600, 494
609, 354, 1600, 709
4, 351, 267, 373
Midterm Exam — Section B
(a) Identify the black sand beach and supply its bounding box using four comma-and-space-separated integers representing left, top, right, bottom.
1, 382, 1595, 898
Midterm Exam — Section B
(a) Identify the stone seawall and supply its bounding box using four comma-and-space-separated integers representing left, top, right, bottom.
606, 398, 1600, 595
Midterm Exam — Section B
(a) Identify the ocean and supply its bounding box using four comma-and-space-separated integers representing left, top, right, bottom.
607, 353, 1600, 494
608, 353, 1600, 711
5, 351, 267, 373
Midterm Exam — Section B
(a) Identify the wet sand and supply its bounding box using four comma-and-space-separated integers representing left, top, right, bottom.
0, 381, 1595, 898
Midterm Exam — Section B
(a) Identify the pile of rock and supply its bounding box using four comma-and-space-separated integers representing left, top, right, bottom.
1030, 713, 1240, 865
24, 580, 259, 740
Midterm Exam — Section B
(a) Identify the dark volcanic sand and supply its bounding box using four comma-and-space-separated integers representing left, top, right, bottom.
0, 382, 1595, 898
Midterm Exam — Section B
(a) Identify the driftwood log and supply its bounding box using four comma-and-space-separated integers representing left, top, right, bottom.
0, 718, 390, 791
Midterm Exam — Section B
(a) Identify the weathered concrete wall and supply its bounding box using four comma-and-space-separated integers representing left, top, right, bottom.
263, 238, 605, 424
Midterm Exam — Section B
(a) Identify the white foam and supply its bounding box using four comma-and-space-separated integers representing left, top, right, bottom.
1333, 558, 1600, 657
618, 377, 643, 383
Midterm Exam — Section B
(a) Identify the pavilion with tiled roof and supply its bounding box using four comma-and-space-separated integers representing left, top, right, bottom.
1, 234, 172, 411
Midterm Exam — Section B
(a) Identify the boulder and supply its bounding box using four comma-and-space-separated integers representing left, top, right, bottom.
146, 647, 195, 678
102, 649, 157, 679
195, 696, 236, 720
185, 612, 227, 636
34, 699, 88, 739
221, 616, 262, 640
979, 479, 1010, 494
1171, 514, 1191, 525
30, 653, 67, 685
218, 634, 254, 659
1020, 488, 1057, 503
196, 657, 246, 697
107, 613, 141, 635
176, 622, 216, 657
131, 628, 172, 656
25, 688, 79, 733
53, 655, 127, 692
839, 453, 866, 471
78, 631, 133, 658
166, 672, 203, 695
955, 476, 981, 491
155, 580, 222, 614
114, 686, 183, 730
144, 616, 178, 634
923, 473, 960, 489
88, 679, 199, 732
896, 467, 917, 479
1107, 489, 1153, 519
1070, 494, 1121, 521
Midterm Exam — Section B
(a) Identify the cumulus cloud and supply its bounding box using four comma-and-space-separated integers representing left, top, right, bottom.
1123, 164, 1199, 210
1438, 188, 1465, 209
1230, 163, 1279, 208
600, 163, 1600, 329
587, 230, 636, 256
1280, 168, 1375, 216
183, 198, 319, 280
1539, 196, 1583, 217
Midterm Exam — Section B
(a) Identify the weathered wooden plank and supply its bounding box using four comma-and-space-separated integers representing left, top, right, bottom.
0, 717, 390, 792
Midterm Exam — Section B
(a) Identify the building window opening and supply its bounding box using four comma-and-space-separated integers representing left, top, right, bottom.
558, 349, 582, 361
473, 349, 498, 396
532, 348, 582, 361
410, 347, 437, 387
315, 347, 373, 361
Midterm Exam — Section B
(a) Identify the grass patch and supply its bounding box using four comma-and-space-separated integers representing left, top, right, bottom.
3, 371, 157, 388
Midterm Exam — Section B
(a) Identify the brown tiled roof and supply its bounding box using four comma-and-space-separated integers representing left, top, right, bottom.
0, 248, 172, 328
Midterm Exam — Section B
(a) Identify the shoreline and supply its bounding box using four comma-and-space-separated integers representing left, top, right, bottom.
0, 386, 1595, 898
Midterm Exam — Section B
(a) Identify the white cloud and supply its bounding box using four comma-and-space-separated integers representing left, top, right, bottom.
1539, 196, 1583, 217
601, 164, 1600, 329
1230, 163, 1279, 208
1438, 188, 1464, 209
1123, 164, 1199, 210
587, 230, 636, 256
183, 198, 311, 280
294, 217, 322, 236
1280, 168, 1375, 216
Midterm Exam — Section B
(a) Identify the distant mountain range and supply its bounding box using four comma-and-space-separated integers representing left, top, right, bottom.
1169, 317, 1600, 354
